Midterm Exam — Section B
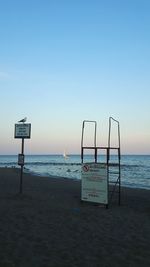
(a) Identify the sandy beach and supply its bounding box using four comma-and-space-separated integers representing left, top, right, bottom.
0, 167, 149, 267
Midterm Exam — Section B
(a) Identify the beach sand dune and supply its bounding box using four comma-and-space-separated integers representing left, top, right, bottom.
0, 167, 149, 267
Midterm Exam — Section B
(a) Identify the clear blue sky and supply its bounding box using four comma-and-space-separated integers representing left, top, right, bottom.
0, 0, 150, 154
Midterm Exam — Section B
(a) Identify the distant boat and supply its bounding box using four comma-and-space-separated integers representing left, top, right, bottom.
63, 151, 69, 159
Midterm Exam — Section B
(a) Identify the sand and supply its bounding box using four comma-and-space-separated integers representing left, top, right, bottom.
0, 167, 149, 267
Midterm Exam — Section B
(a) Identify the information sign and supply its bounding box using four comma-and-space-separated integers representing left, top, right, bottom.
18, 154, 24, 166
81, 163, 108, 204
14, 123, 31, 138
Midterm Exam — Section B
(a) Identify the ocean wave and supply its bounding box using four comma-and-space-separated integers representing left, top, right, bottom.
0, 161, 149, 169
0, 161, 81, 166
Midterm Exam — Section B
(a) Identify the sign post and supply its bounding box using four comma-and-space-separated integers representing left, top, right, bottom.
14, 123, 31, 194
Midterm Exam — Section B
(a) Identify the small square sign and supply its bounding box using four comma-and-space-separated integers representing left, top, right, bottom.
18, 154, 24, 166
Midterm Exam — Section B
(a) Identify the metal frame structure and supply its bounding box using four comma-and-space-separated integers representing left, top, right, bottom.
81, 117, 121, 207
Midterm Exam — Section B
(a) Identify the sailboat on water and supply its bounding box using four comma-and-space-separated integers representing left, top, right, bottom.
63, 150, 69, 159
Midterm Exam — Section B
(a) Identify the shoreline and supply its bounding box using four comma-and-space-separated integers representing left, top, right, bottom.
0, 167, 150, 266
0, 154, 149, 190
2, 165, 150, 191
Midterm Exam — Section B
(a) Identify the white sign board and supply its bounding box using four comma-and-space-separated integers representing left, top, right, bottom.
15, 123, 31, 139
81, 163, 108, 204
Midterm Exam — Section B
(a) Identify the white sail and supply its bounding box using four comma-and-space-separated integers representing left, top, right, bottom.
63, 151, 69, 159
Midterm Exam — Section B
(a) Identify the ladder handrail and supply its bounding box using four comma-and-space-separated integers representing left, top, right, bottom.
108, 117, 121, 150
81, 120, 97, 149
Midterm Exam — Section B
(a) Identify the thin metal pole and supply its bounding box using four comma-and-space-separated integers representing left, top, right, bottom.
108, 117, 121, 206
81, 121, 85, 163
81, 120, 97, 163
95, 147, 97, 163
94, 122, 97, 148
118, 148, 121, 205
20, 138, 24, 194
108, 117, 111, 148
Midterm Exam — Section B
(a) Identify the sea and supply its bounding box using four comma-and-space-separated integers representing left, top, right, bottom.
0, 154, 150, 190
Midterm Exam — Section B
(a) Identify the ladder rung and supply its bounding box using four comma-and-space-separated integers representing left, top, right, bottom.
109, 181, 119, 184
108, 163, 120, 166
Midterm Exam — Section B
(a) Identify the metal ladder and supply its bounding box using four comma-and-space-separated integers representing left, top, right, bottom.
81, 117, 121, 206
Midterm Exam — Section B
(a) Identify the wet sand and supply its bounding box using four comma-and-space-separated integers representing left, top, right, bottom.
0, 167, 149, 267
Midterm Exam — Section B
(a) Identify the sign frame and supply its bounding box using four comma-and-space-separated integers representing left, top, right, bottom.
81, 163, 108, 205
14, 123, 31, 139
